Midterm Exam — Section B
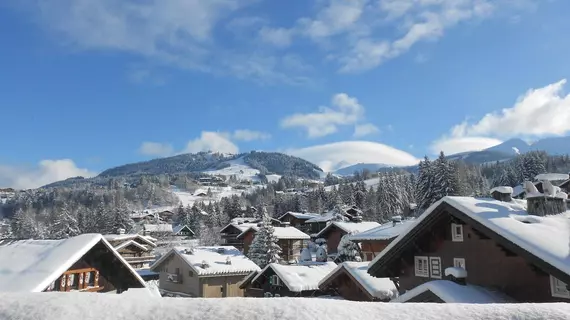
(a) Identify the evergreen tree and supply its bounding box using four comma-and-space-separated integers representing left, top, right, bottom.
336, 233, 361, 262
247, 209, 282, 268
432, 151, 459, 200
12, 208, 40, 239
416, 156, 436, 211
48, 204, 80, 239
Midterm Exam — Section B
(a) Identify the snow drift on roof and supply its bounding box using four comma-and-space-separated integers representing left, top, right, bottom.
393, 280, 513, 303
255, 262, 337, 292
490, 186, 514, 194
369, 196, 570, 280
114, 240, 148, 252
319, 262, 397, 300
0, 234, 145, 292
2, 292, 569, 320
279, 211, 320, 220
535, 173, 569, 181
152, 246, 260, 276
104, 234, 157, 247
237, 226, 310, 240
316, 221, 380, 238
143, 224, 173, 233
349, 220, 415, 241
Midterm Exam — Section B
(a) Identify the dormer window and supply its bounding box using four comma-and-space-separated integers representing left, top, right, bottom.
451, 223, 464, 242
550, 276, 570, 299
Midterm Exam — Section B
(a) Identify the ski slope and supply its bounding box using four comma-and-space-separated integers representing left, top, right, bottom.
204, 157, 261, 182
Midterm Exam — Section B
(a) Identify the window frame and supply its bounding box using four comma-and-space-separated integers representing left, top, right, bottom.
451, 223, 464, 242
414, 256, 429, 278
453, 258, 466, 270
429, 257, 442, 279
550, 276, 570, 299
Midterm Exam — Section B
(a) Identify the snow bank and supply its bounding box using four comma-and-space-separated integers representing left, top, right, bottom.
393, 280, 513, 303
1, 293, 570, 320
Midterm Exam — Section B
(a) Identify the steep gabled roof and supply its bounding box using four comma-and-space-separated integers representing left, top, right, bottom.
348, 220, 416, 241
150, 246, 260, 277
318, 261, 398, 301
316, 221, 380, 238
277, 211, 320, 221
236, 226, 310, 240
0, 234, 145, 292
253, 262, 337, 292
367, 196, 570, 285
172, 225, 194, 235
114, 240, 149, 252
103, 234, 157, 247
392, 280, 513, 303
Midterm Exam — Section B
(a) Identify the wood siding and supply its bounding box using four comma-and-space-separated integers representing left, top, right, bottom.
358, 240, 391, 262
324, 270, 372, 301
221, 225, 247, 251
201, 275, 246, 298
395, 210, 569, 303
324, 228, 346, 255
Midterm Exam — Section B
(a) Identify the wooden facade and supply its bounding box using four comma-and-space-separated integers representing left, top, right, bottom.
116, 243, 155, 270
220, 224, 248, 251
42, 241, 144, 293
152, 252, 249, 298
244, 267, 333, 298
356, 239, 391, 262
278, 214, 313, 233
241, 230, 306, 262
369, 202, 570, 303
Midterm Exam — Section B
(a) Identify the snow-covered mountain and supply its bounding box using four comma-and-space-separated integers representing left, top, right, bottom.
333, 163, 391, 176
446, 136, 570, 164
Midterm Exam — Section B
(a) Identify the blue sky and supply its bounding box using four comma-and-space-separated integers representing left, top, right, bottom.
2, 0, 570, 188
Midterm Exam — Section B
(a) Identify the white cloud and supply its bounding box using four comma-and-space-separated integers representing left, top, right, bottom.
287, 140, 420, 172
184, 131, 239, 154
431, 79, 570, 155
281, 93, 381, 138
353, 123, 380, 137
232, 129, 271, 141
259, 27, 293, 48
0, 159, 96, 189
430, 136, 502, 155
139, 142, 174, 157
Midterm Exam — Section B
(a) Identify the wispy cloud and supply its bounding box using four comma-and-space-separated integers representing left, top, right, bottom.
0, 159, 96, 189
431, 79, 570, 155
139, 142, 174, 157
353, 123, 380, 137
281, 93, 381, 138
232, 129, 271, 141
184, 131, 239, 154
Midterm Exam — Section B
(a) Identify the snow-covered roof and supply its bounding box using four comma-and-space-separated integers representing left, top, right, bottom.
278, 211, 320, 221
316, 221, 381, 238
151, 246, 260, 277
348, 219, 416, 241
393, 280, 513, 303
254, 262, 337, 292
305, 210, 336, 223
103, 234, 157, 247
319, 262, 398, 300
172, 225, 193, 235
490, 186, 514, 194
220, 222, 258, 233
1, 293, 568, 320
237, 226, 310, 240
369, 196, 570, 281
114, 240, 149, 252
143, 224, 173, 233
0, 234, 145, 292
536, 173, 570, 181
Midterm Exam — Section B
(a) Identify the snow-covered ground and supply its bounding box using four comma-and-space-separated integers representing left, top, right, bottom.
265, 174, 281, 183
2, 293, 570, 320
204, 157, 261, 182
172, 185, 263, 208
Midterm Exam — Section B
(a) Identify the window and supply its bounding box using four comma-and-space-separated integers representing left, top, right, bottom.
453, 258, 466, 270
451, 223, 464, 242
188, 270, 194, 277
270, 274, 282, 286
550, 276, 570, 299
429, 257, 442, 279
414, 256, 429, 277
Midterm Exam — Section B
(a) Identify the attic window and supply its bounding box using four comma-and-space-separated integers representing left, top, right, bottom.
451, 224, 463, 242
270, 275, 282, 286
414, 256, 429, 278
550, 276, 570, 299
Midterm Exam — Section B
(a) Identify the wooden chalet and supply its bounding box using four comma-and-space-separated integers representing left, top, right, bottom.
277, 211, 320, 233
241, 262, 337, 297
315, 221, 380, 256
0, 234, 146, 293
318, 261, 398, 301
104, 233, 157, 270
238, 225, 310, 263
367, 188, 570, 303
150, 246, 260, 298
219, 220, 260, 251
304, 206, 366, 235
348, 217, 415, 261
172, 225, 195, 239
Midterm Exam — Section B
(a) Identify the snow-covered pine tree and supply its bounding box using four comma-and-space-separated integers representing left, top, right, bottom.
432, 151, 459, 201
247, 209, 282, 268
48, 203, 80, 239
336, 232, 361, 262
416, 156, 435, 211
112, 200, 135, 233
11, 208, 40, 239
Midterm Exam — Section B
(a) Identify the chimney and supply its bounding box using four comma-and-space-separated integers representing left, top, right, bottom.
391, 215, 402, 227
225, 256, 232, 265
444, 267, 467, 285
281, 222, 291, 227
527, 179, 568, 216
201, 260, 209, 269
490, 186, 513, 202
217, 247, 225, 254
117, 228, 126, 235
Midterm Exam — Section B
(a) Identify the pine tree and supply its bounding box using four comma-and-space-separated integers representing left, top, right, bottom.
416, 156, 436, 211
112, 200, 135, 233
336, 233, 361, 262
432, 152, 459, 201
247, 209, 282, 268
12, 208, 40, 239
48, 204, 80, 239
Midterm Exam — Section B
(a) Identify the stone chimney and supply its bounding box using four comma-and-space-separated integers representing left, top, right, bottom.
490, 186, 513, 202
117, 228, 126, 235
225, 256, 232, 265
527, 179, 568, 216
201, 260, 209, 269
444, 267, 467, 285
